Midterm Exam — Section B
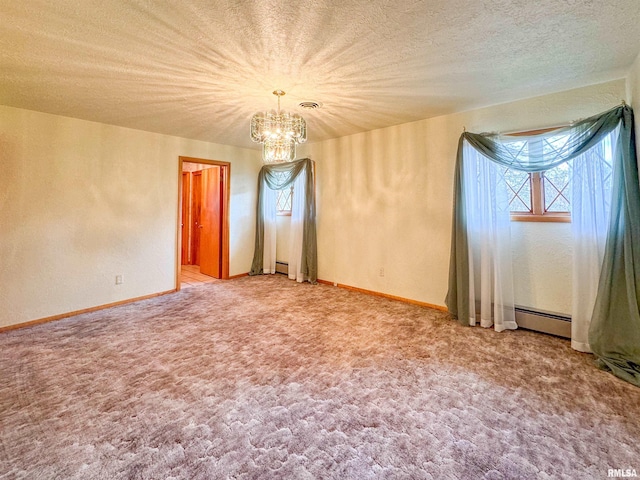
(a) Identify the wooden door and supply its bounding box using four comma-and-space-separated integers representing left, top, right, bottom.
181, 172, 190, 265
191, 170, 202, 266
200, 166, 222, 278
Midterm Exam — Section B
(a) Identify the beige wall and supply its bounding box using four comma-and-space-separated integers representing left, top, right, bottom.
299, 79, 627, 314
0, 105, 261, 328
628, 52, 640, 154
1, 77, 632, 329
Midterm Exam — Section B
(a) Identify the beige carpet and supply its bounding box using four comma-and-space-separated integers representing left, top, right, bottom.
1, 275, 639, 479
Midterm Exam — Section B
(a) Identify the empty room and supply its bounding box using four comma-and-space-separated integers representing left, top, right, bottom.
2, 1, 640, 478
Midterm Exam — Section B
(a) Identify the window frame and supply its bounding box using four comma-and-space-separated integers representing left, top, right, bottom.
505, 127, 571, 223
509, 172, 571, 223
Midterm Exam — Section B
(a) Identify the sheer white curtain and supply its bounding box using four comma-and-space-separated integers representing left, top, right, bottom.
461, 130, 616, 341
570, 127, 617, 352
260, 166, 308, 280
288, 168, 306, 282
250, 158, 317, 283
262, 184, 278, 274
462, 141, 517, 331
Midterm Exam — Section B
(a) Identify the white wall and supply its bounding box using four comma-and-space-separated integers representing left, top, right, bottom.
299, 79, 627, 314
0, 105, 261, 328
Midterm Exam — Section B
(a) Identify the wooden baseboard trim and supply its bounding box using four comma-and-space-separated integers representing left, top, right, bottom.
0, 289, 177, 334
317, 279, 448, 312
228, 272, 249, 280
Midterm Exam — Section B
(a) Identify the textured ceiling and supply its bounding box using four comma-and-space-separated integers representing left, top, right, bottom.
1, 0, 639, 149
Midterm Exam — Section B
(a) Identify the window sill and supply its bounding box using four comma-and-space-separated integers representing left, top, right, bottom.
510, 213, 571, 223
276, 211, 292, 217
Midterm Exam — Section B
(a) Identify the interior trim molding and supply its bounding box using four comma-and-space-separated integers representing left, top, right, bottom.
0, 289, 177, 334
317, 279, 448, 312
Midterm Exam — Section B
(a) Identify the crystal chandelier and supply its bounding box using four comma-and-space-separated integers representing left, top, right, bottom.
250, 90, 307, 164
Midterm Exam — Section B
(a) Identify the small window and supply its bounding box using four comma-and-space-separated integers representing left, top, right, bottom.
503, 132, 572, 222
276, 186, 293, 215
272, 171, 293, 216
504, 167, 572, 222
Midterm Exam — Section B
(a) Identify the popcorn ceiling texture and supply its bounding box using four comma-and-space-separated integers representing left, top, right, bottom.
0, 0, 639, 149
1, 275, 639, 479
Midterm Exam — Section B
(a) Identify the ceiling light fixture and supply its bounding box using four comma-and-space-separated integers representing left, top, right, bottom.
250, 90, 306, 164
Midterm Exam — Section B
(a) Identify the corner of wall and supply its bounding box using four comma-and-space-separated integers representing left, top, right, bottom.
627, 51, 640, 106
626, 51, 640, 169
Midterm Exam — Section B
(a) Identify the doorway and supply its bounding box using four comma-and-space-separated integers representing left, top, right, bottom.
177, 156, 230, 289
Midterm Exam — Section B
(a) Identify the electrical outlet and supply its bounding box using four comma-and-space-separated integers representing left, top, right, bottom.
115, 275, 123, 285
379, 267, 385, 277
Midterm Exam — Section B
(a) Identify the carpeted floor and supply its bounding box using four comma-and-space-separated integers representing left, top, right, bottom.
1, 275, 639, 479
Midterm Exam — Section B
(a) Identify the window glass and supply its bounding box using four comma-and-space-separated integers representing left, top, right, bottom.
276, 187, 293, 213
503, 167, 532, 213
273, 171, 293, 214
543, 163, 571, 212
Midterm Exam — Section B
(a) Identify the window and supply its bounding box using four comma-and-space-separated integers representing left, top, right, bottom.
273, 171, 293, 215
276, 186, 293, 215
502, 131, 572, 222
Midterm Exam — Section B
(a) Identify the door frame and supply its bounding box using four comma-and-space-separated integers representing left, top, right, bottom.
190, 170, 203, 267
177, 156, 231, 289
180, 171, 191, 265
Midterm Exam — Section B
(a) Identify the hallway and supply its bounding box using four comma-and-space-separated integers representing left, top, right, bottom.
180, 265, 217, 289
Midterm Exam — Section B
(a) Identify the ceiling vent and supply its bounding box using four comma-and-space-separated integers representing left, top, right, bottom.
299, 101, 322, 109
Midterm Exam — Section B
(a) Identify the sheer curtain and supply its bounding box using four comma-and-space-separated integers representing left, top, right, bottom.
589, 113, 640, 386
288, 170, 306, 282
570, 127, 617, 352
446, 105, 640, 387
250, 158, 318, 284
262, 185, 278, 274
462, 141, 517, 331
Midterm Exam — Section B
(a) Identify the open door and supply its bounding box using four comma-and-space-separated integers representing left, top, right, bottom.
200, 166, 222, 278
177, 156, 230, 289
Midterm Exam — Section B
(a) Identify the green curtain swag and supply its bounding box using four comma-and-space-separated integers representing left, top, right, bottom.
445, 105, 640, 387
249, 157, 318, 283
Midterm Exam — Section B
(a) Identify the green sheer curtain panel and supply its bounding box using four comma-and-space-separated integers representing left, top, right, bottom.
446, 105, 640, 387
589, 107, 640, 386
249, 157, 318, 283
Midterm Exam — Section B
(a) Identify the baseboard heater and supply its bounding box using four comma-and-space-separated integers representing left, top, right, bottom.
275, 261, 289, 275
515, 306, 571, 338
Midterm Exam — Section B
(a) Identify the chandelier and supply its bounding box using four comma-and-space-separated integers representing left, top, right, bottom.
250, 90, 307, 163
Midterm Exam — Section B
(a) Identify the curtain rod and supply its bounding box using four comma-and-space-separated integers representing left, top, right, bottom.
470, 101, 628, 136
494, 124, 568, 137
501, 101, 627, 136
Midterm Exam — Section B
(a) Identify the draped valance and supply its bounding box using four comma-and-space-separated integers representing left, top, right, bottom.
250, 158, 317, 283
